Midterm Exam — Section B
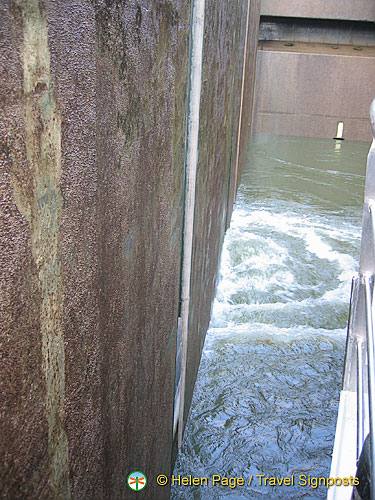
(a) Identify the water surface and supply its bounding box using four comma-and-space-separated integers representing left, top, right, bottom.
171, 135, 369, 500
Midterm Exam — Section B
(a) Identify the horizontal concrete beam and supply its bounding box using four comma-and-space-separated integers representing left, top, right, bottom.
259, 18, 375, 47
261, 0, 375, 22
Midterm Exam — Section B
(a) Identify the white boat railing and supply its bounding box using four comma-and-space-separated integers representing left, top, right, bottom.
329, 98, 375, 500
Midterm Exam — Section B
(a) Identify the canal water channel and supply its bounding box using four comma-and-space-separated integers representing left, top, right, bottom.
171, 134, 369, 500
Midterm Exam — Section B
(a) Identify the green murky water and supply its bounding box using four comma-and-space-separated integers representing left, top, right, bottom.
171, 135, 369, 500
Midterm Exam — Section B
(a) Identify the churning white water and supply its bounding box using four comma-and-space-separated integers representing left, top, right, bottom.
171, 135, 369, 500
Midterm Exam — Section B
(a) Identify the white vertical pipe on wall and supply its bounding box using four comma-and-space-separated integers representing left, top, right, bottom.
178, 0, 206, 449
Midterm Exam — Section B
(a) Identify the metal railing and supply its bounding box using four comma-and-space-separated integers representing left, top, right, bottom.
329, 99, 375, 500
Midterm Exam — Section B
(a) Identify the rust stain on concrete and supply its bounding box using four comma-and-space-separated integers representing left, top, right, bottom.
11, 1, 70, 498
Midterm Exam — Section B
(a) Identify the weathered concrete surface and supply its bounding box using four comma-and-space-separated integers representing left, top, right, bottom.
261, 0, 375, 22
252, 41, 375, 142
0, 1, 259, 499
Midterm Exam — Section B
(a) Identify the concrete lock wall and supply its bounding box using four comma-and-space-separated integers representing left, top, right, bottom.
253, 1, 375, 142
0, 1, 260, 499
261, 0, 375, 22
252, 42, 375, 142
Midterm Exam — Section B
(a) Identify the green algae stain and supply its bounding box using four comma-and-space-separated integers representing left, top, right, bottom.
11, 1, 70, 498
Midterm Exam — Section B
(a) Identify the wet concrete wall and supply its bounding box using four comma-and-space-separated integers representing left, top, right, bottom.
0, 1, 259, 499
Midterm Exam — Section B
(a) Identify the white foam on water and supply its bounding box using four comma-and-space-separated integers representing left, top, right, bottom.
217, 227, 293, 297
304, 229, 355, 269
230, 205, 360, 245
209, 201, 360, 341
204, 321, 348, 353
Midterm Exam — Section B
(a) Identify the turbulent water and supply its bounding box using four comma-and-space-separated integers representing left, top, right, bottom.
171, 135, 369, 500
